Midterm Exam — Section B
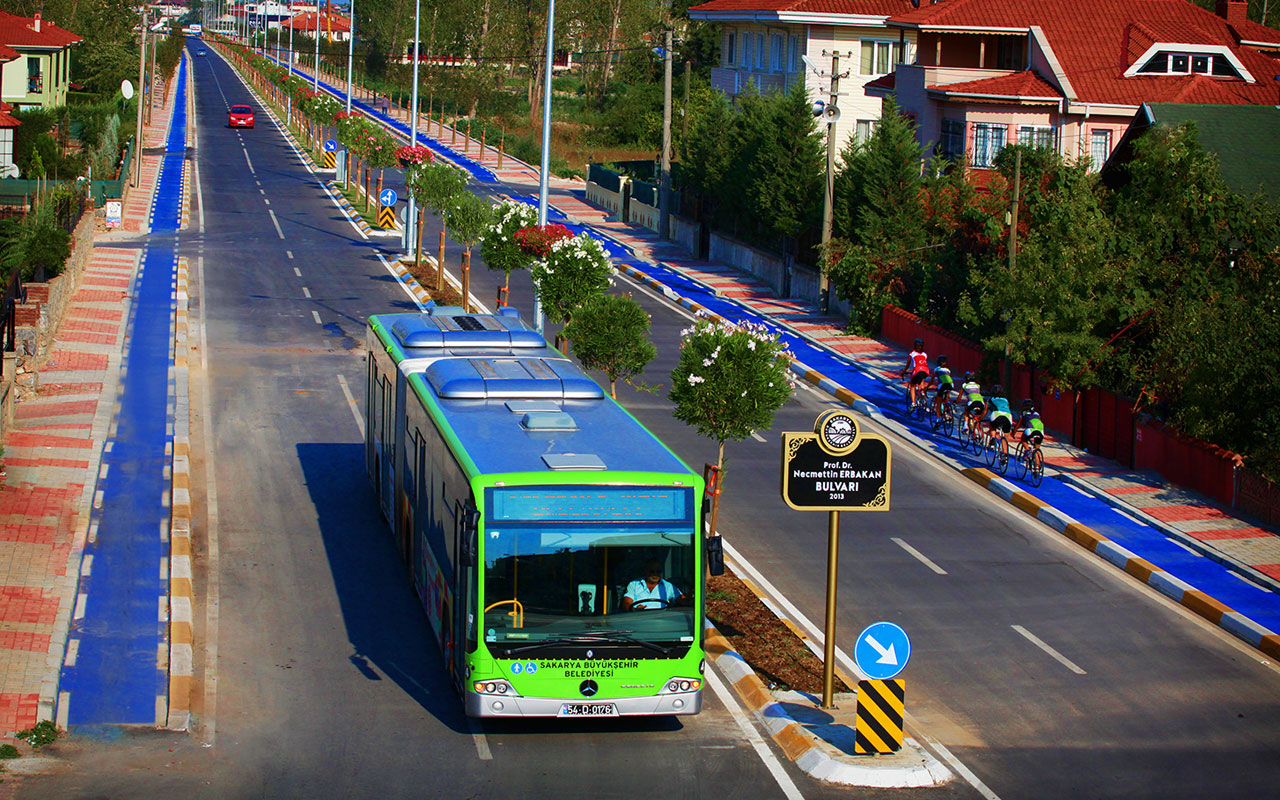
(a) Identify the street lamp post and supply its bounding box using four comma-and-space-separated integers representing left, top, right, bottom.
658, 26, 672, 240
406, 0, 420, 252
534, 0, 556, 335
287, 4, 294, 125
313, 4, 320, 91
345, 0, 355, 114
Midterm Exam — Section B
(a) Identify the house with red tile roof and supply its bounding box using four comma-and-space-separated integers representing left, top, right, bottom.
688, 1, 920, 152
280, 12, 352, 43
0, 11, 84, 112
867, 0, 1280, 171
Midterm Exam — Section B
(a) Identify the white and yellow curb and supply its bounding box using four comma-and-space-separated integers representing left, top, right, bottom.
166, 257, 194, 730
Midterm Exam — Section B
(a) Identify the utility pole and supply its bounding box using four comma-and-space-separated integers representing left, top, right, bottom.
133, 3, 147, 187
658, 27, 673, 240
1005, 149, 1021, 392
818, 50, 842, 314
144, 21, 153, 126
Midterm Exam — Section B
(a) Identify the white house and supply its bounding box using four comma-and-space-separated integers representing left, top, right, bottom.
687, 0, 918, 153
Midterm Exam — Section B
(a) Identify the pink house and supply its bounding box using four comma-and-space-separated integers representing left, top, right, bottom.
868, 0, 1280, 171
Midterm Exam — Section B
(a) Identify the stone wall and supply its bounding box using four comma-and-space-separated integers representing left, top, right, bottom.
12, 209, 98, 393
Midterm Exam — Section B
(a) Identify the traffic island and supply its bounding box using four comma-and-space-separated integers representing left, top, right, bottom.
705, 569, 950, 787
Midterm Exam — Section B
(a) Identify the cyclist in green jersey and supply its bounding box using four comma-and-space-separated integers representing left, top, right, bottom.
931, 355, 954, 418
960, 372, 984, 420
1017, 398, 1046, 446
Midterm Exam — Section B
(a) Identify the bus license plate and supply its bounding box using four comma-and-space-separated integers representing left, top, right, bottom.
559, 703, 618, 717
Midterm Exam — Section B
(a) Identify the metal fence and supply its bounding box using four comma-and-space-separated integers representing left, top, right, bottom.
0, 270, 24, 380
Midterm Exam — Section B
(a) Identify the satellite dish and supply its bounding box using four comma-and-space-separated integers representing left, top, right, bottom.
121, 79, 134, 99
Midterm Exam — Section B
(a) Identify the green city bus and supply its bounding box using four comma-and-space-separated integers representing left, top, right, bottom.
366, 307, 712, 718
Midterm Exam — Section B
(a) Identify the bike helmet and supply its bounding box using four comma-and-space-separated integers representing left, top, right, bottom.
937, 354, 949, 366
962, 371, 974, 381
1022, 398, 1035, 411
913, 338, 925, 351
991, 384, 1004, 397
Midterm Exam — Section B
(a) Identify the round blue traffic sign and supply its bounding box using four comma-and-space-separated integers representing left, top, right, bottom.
324, 138, 337, 152
380, 188, 398, 206
854, 621, 910, 680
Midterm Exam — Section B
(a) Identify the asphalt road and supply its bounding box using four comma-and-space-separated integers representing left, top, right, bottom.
18, 42, 1280, 799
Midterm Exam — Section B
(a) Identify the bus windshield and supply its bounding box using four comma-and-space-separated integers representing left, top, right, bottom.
482, 525, 696, 655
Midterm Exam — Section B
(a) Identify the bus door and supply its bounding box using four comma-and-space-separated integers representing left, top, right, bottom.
366, 353, 395, 520
452, 500, 479, 689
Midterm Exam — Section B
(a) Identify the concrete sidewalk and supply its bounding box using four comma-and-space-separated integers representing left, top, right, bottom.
0, 64, 181, 743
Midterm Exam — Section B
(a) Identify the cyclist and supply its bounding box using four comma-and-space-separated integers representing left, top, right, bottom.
930, 355, 954, 418
1017, 398, 1046, 447
901, 338, 930, 409
985, 385, 1015, 444
960, 372, 985, 432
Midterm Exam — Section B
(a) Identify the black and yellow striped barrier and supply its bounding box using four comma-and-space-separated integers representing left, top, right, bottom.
854, 679, 904, 754
378, 204, 396, 229
323, 150, 335, 169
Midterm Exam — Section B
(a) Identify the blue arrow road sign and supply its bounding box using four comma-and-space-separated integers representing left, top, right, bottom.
380, 188, 398, 206
854, 621, 910, 680
324, 138, 338, 152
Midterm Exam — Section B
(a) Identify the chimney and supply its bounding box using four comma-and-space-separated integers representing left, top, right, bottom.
1216, 0, 1247, 27
33, 12, 41, 32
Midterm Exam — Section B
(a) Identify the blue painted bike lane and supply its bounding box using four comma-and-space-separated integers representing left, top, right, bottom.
315, 77, 1280, 651
59, 54, 187, 725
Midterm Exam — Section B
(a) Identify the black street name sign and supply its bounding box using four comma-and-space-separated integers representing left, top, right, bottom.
781, 433, 891, 511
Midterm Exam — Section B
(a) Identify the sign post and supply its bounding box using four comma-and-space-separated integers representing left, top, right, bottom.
781, 410, 891, 708
852, 622, 910, 753
379, 188, 398, 230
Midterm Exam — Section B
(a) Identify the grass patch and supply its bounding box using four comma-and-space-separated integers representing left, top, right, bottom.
400, 258, 465, 307
335, 182, 382, 229
13, 721, 60, 749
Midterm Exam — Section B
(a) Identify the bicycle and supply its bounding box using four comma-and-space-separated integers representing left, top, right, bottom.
961, 408, 984, 453
930, 389, 956, 437
903, 374, 931, 421
983, 425, 1009, 474
1014, 435, 1045, 487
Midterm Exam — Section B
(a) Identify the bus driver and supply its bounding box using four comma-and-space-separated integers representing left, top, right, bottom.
621, 560, 687, 611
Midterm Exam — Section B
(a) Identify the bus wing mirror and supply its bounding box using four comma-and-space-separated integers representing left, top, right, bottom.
461, 507, 480, 567
706, 535, 725, 577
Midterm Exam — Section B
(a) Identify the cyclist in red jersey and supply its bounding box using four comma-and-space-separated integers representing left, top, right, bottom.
901, 338, 930, 409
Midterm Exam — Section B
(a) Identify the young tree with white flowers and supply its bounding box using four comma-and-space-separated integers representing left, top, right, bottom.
529, 231, 614, 328
479, 198, 539, 302
669, 315, 795, 534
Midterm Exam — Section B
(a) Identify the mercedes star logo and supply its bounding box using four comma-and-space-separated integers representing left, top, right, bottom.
580, 679, 598, 697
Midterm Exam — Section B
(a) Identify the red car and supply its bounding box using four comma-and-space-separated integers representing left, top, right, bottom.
228, 105, 254, 129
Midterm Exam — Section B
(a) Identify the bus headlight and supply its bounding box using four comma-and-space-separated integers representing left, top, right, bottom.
473, 678, 514, 695
660, 678, 701, 694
